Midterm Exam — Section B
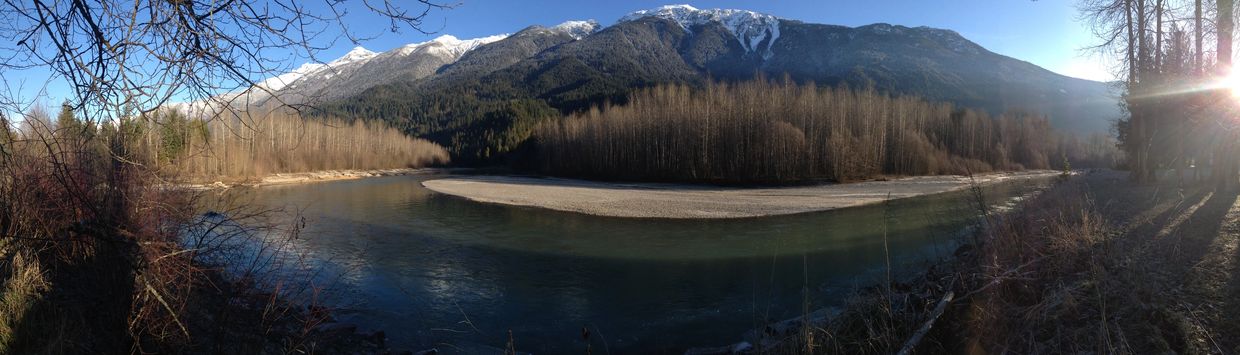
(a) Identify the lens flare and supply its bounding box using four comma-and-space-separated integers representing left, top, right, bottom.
1217, 69, 1240, 98
1232, 75, 1240, 98
1224, 71, 1240, 98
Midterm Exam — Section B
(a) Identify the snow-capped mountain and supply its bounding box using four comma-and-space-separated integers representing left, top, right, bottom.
393, 34, 511, 57
174, 19, 605, 113
265, 34, 509, 105
620, 4, 781, 58
330, 46, 380, 66
250, 47, 377, 93
248, 46, 377, 103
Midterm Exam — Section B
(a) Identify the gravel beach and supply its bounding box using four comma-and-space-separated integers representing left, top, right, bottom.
421, 170, 1060, 219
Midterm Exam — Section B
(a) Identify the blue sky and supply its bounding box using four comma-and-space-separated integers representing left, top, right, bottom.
10, 0, 1114, 107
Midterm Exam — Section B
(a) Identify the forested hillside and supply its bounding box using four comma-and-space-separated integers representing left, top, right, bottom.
313, 24, 583, 162
526, 80, 1117, 183
311, 6, 1118, 165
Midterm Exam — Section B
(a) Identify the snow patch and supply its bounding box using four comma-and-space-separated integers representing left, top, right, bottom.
396, 34, 510, 57
168, 32, 508, 113
254, 62, 325, 92
552, 19, 601, 39
331, 46, 378, 66
620, 4, 782, 58
250, 46, 375, 93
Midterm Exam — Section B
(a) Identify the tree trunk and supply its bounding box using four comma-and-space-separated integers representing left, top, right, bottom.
1156, 0, 1163, 69
1138, 0, 1148, 75
1216, 0, 1236, 191
1195, 0, 1203, 74
1127, 0, 1156, 182
1127, 0, 1137, 82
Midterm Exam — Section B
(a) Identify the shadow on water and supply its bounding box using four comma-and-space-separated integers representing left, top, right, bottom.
226, 174, 1053, 353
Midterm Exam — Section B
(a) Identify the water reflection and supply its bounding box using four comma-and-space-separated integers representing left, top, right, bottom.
232, 174, 1051, 353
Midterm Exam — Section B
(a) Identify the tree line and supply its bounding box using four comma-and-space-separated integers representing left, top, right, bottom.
525, 80, 1118, 184
171, 109, 450, 180
29, 104, 449, 182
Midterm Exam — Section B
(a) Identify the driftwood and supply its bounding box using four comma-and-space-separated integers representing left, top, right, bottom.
896, 291, 955, 355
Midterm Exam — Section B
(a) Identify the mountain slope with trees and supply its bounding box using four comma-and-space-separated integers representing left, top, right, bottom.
311, 5, 1120, 163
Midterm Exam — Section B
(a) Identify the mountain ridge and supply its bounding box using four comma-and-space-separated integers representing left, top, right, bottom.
178, 5, 1119, 163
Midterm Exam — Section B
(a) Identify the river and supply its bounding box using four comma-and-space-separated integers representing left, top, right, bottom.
223, 173, 1052, 353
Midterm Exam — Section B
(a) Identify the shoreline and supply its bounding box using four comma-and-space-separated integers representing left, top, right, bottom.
421, 170, 1063, 219
178, 167, 452, 189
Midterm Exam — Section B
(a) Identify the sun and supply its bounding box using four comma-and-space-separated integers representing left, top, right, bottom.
1223, 70, 1240, 98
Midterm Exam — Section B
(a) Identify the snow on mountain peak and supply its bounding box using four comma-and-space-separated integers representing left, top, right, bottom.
620, 5, 781, 58
652, 4, 699, 12
395, 33, 509, 57
254, 62, 325, 92
331, 46, 378, 66
552, 19, 601, 39
428, 34, 466, 45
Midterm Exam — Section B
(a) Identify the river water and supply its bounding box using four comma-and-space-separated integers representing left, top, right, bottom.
227, 174, 1051, 353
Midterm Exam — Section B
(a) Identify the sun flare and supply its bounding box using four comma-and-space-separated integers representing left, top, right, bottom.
1224, 71, 1240, 98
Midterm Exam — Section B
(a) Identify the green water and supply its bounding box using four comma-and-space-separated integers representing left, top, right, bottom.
231, 174, 1050, 353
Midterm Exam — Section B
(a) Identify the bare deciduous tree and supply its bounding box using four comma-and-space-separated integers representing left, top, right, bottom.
0, 1, 449, 352
1079, 0, 1240, 187
531, 79, 1118, 184
0, 0, 446, 121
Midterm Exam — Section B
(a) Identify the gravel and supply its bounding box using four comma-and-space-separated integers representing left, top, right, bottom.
421, 171, 1060, 219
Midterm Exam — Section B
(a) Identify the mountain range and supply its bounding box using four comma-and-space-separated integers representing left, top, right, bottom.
185, 4, 1120, 163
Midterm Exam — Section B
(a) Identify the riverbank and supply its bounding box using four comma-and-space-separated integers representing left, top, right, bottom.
711, 170, 1240, 353
180, 167, 451, 189
421, 170, 1061, 219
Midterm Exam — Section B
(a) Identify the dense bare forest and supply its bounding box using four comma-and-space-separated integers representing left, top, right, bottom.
43, 105, 450, 182
529, 80, 1118, 183
173, 110, 449, 180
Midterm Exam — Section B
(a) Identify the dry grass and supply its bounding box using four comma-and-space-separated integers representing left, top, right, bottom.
740, 171, 1179, 354
954, 175, 1112, 353
0, 249, 54, 353
777, 170, 1240, 355
0, 108, 396, 353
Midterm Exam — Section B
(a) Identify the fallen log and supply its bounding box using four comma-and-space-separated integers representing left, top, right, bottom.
896, 291, 954, 355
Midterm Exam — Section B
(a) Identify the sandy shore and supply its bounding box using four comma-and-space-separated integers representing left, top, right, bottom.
255, 168, 427, 186
180, 168, 446, 189
421, 170, 1061, 219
